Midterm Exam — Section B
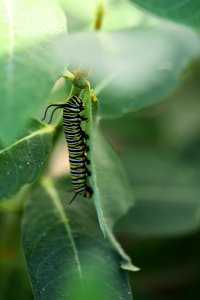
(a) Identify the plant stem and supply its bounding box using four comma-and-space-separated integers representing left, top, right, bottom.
94, 0, 106, 30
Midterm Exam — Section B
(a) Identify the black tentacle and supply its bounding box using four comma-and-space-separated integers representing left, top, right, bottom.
47, 106, 63, 124
68, 193, 78, 205
41, 104, 66, 123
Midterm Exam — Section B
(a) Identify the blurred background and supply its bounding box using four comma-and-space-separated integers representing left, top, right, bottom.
106, 60, 200, 300
1, 0, 200, 299
1, 59, 200, 300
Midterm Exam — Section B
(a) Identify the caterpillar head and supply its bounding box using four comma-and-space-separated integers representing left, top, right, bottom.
84, 186, 93, 199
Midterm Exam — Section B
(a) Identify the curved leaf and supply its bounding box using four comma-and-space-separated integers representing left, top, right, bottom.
0, 0, 66, 145
118, 186, 200, 236
93, 129, 137, 270
130, 0, 200, 29
0, 120, 54, 201
55, 21, 200, 118
116, 151, 200, 236
22, 178, 133, 300
83, 91, 136, 271
92, 129, 134, 229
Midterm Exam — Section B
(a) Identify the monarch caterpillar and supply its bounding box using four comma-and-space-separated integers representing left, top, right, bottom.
42, 95, 93, 204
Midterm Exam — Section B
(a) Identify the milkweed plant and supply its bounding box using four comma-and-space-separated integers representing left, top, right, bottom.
1, 1, 200, 300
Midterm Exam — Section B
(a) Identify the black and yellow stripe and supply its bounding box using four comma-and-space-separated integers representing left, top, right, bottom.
42, 95, 93, 203
63, 96, 93, 203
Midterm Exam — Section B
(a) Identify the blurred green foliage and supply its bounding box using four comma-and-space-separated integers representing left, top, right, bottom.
102, 59, 200, 299
130, 0, 200, 29
1, 0, 200, 299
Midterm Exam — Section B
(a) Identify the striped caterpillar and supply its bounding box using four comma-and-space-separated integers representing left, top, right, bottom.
42, 95, 93, 204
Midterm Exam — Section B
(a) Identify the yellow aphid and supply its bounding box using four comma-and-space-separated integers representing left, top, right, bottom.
90, 88, 98, 102
92, 95, 98, 102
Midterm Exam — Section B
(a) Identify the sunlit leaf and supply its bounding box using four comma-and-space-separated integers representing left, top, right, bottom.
0, 0, 66, 145
55, 21, 200, 117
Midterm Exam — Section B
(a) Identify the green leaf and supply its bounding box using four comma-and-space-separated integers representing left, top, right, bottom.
0, 211, 33, 300
130, 0, 200, 29
116, 151, 200, 236
55, 21, 200, 117
0, 0, 66, 145
22, 178, 133, 300
83, 91, 136, 270
0, 120, 54, 201
93, 129, 137, 270
60, 0, 146, 32
92, 129, 134, 229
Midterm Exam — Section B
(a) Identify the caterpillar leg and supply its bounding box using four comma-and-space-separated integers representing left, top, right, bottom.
80, 116, 88, 121
85, 158, 90, 165
81, 131, 89, 140
85, 168, 91, 176
84, 145, 90, 152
